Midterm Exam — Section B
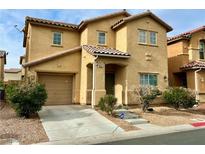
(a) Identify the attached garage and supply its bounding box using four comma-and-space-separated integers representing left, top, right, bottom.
38, 73, 73, 105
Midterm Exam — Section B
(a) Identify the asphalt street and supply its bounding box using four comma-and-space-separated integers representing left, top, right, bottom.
99, 128, 205, 145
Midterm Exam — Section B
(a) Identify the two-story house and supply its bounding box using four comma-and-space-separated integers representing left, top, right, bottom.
168, 26, 205, 102
21, 10, 172, 106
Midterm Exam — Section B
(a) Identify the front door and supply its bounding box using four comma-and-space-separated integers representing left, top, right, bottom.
105, 73, 115, 95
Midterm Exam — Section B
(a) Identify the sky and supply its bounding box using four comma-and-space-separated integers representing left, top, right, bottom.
1, 9, 205, 69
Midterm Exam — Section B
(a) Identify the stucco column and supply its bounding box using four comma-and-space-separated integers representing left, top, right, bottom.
93, 61, 106, 106
80, 52, 88, 105
124, 80, 128, 105
195, 68, 202, 102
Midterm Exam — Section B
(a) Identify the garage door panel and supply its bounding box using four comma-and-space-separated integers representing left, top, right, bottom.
38, 74, 73, 105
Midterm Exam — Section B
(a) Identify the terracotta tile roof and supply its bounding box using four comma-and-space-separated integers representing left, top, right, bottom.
180, 61, 205, 70
23, 46, 81, 67
25, 16, 78, 29
111, 10, 173, 32
168, 26, 205, 44
5, 68, 21, 73
83, 45, 130, 58
78, 10, 130, 30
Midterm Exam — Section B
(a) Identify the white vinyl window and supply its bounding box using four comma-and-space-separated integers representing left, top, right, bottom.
140, 73, 158, 86
98, 31, 106, 45
150, 31, 157, 45
53, 32, 62, 45
138, 30, 147, 44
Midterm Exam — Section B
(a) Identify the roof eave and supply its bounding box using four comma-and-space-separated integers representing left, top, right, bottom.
78, 10, 131, 31
112, 11, 173, 32
23, 46, 81, 67
93, 53, 130, 58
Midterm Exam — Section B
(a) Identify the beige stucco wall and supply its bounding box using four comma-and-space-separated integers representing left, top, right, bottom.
80, 48, 95, 105
186, 71, 195, 90
4, 72, 22, 81
116, 26, 127, 52
29, 24, 80, 61
29, 51, 81, 103
167, 40, 189, 58
80, 15, 126, 48
116, 17, 169, 104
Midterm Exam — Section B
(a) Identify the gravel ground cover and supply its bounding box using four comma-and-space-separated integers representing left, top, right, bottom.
97, 110, 139, 131
130, 105, 205, 126
0, 103, 49, 144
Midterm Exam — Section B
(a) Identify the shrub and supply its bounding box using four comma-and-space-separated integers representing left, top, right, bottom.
163, 87, 197, 110
6, 81, 47, 118
98, 95, 117, 116
139, 86, 162, 112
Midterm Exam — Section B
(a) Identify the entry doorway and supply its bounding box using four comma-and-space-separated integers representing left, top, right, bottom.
174, 72, 187, 87
105, 73, 115, 95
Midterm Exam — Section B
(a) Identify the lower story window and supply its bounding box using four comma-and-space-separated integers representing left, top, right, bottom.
140, 73, 158, 86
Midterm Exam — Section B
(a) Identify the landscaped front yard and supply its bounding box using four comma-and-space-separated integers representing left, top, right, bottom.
130, 105, 205, 126
0, 104, 48, 144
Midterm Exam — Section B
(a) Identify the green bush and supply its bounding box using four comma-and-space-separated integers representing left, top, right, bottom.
98, 95, 117, 116
139, 86, 162, 112
163, 87, 197, 110
6, 82, 47, 118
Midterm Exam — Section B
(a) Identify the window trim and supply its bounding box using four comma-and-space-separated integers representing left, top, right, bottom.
139, 73, 158, 87
97, 31, 107, 46
199, 40, 205, 60
138, 29, 147, 44
149, 31, 158, 46
52, 31, 63, 46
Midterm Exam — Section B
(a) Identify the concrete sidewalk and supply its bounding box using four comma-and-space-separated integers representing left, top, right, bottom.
37, 122, 205, 144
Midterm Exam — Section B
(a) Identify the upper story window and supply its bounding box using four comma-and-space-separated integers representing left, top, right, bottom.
150, 31, 157, 45
53, 32, 62, 46
140, 73, 158, 86
98, 31, 106, 45
138, 30, 147, 44
199, 40, 205, 59
138, 29, 158, 46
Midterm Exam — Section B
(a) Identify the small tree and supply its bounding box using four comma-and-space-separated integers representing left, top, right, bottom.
6, 81, 47, 118
98, 95, 117, 116
163, 87, 197, 110
139, 86, 162, 112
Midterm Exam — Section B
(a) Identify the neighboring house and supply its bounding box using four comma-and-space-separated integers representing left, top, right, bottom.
0, 50, 7, 81
21, 10, 172, 106
4, 68, 22, 82
168, 26, 205, 102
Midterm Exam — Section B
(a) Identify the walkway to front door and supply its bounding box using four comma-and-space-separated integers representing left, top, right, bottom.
38, 105, 124, 143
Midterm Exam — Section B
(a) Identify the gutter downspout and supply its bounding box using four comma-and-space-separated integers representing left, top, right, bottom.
91, 55, 98, 109
195, 68, 202, 102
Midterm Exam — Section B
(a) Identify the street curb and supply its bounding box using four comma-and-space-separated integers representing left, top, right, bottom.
36, 124, 205, 145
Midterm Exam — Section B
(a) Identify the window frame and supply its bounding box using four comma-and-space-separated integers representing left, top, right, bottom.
138, 29, 147, 44
52, 31, 63, 46
97, 31, 107, 46
149, 31, 158, 45
140, 73, 158, 87
199, 40, 205, 60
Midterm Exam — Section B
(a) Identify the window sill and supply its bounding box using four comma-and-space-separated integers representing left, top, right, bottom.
138, 43, 158, 47
51, 44, 63, 48
97, 44, 107, 47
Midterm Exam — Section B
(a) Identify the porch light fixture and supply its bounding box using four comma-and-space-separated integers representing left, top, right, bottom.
164, 75, 167, 81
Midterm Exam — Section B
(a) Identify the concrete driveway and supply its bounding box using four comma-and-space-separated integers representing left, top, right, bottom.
38, 105, 124, 143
